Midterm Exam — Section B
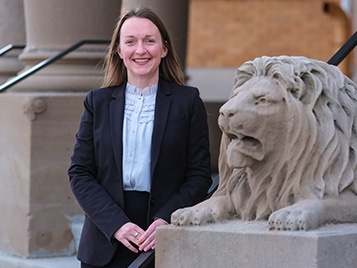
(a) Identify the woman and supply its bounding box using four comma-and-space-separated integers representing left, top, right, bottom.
68, 7, 211, 268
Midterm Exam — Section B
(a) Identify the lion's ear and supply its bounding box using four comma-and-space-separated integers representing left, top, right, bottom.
287, 77, 306, 101
288, 87, 304, 100
294, 73, 320, 107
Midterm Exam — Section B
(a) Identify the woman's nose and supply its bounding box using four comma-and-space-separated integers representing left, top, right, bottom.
135, 42, 146, 54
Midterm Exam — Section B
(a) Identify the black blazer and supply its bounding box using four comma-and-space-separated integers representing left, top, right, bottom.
68, 78, 211, 266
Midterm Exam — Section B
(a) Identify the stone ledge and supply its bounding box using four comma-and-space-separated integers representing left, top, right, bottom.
0, 253, 79, 268
156, 220, 357, 268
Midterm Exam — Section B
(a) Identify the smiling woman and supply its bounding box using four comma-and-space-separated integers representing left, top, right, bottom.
68, 6, 211, 268
118, 17, 168, 88
102, 7, 184, 88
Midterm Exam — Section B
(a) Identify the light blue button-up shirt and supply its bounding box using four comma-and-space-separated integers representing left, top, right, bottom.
122, 83, 157, 192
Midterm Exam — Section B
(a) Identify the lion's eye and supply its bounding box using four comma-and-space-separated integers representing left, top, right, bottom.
255, 97, 270, 105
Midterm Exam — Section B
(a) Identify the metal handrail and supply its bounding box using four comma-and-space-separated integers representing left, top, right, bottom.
128, 174, 220, 268
328, 31, 357, 66
128, 250, 155, 268
0, 44, 25, 57
0, 40, 110, 93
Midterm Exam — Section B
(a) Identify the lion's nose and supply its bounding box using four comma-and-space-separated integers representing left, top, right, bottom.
218, 113, 228, 132
218, 104, 235, 132
220, 111, 234, 118
219, 104, 236, 119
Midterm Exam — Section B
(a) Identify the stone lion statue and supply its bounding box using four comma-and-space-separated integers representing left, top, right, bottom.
172, 56, 357, 231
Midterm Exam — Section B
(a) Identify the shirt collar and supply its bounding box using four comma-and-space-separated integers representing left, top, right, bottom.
126, 82, 158, 97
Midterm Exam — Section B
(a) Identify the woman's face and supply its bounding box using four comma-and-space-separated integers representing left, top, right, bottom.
118, 17, 168, 87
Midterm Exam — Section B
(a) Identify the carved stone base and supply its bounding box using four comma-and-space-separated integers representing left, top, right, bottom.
0, 92, 84, 257
156, 220, 357, 268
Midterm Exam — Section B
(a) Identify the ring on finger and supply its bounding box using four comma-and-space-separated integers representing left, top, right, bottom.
134, 232, 139, 237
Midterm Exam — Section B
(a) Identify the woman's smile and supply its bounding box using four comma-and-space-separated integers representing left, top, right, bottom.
119, 17, 167, 87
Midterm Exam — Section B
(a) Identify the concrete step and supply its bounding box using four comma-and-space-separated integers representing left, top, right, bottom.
0, 254, 79, 268
0, 215, 84, 268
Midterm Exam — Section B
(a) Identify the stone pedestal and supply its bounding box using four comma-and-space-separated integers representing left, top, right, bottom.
0, 92, 86, 257
156, 220, 357, 268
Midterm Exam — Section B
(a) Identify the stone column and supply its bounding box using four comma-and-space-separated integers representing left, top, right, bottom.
122, 0, 189, 72
11, 0, 121, 92
0, 0, 25, 85
0, 0, 122, 258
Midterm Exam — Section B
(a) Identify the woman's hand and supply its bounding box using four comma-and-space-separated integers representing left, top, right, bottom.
114, 222, 145, 253
137, 219, 168, 252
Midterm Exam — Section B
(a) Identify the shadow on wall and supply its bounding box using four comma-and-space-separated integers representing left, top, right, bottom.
204, 102, 224, 175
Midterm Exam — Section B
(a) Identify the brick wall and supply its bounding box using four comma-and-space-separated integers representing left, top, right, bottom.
187, 0, 351, 74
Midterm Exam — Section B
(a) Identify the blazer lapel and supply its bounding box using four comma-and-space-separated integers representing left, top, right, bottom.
151, 79, 172, 178
110, 84, 126, 180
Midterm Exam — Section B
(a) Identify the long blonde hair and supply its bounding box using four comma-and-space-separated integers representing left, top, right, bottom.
102, 7, 184, 87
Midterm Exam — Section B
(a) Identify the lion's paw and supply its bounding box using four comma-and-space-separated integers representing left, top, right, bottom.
171, 206, 214, 226
268, 206, 319, 231
171, 208, 189, 225
171, 196, 234, 226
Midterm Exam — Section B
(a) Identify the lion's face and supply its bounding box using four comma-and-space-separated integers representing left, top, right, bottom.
218, 77, 289, 169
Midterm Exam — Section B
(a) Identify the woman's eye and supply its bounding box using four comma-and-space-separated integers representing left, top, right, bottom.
146, 39, 155, 44
125, 40, 135, 45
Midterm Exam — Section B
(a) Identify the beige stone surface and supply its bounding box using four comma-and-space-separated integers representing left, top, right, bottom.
0, 92, 85, 257
0, 0, 26, 84
13, 51, 107, 92
156, 220, 357, 268
0, 58, 25, 85
0, 0, 25, 47
23, 0, 120, 51
9, 0, 122, 92
0, 93, 31, 256
172, 56, 357, 231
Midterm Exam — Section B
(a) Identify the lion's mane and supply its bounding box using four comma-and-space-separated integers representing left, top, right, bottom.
218, 56, 357, 220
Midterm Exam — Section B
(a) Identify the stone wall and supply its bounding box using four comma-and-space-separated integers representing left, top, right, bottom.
187, 0, 350, 74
